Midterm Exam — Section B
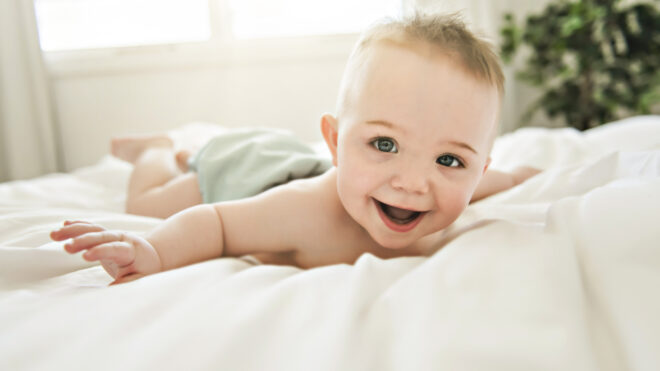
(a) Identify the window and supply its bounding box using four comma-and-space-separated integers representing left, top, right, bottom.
34, 0, 403, 52
34, 0, 212, 51
229, 0, 402, 39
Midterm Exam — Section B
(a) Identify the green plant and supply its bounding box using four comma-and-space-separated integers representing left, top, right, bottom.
500, 0, 660, 130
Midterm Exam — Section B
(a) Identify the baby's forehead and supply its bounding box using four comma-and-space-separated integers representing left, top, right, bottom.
361, 39, 482, 82
348, 40, 498, 103
368, 37, 445, 57
354, 32, 503, 93
342, 40, 500, 147
356, 38, 442, 66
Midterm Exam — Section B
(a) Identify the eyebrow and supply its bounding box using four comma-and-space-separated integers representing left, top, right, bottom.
365, 120, 396, 129
365, 120, 478, 155
449, 141, 478, 155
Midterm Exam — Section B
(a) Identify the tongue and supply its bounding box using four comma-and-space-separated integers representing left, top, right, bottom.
384, 204, 417, 220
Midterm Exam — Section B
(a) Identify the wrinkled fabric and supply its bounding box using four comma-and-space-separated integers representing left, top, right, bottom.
1, 117, 659, 371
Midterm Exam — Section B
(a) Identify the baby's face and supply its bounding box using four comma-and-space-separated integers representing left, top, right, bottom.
333, 42, 499, 249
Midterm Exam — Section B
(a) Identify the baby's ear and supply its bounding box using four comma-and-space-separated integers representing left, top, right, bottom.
320, 114, 339, 166
483, 157, 491, 175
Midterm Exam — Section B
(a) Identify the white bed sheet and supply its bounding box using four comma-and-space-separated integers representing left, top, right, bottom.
1, 116, 659, 371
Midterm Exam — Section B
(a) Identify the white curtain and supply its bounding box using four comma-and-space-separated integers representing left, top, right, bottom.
0, 0, 61, 182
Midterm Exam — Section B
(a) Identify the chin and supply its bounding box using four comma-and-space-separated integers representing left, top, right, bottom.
372, 233, 416, 250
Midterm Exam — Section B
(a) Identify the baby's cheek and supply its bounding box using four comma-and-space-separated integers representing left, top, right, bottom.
441, 188, 471, 218
430, 197, 467, 232
450, 196, 469, 217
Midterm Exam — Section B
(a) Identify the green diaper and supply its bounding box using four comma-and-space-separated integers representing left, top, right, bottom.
188, 128, 332, 203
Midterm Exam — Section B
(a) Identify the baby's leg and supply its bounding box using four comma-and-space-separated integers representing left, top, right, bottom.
111, 135, 173, 164
112, 135, 203, 218
175, 149, 194, 172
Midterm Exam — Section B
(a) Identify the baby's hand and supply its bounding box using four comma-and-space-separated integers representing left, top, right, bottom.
50, 220, 162, 285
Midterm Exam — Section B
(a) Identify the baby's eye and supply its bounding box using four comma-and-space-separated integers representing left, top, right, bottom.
372, 137, 398, 153
436, 154, 463, 168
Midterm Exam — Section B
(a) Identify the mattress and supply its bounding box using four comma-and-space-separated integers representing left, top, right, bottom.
1, 116, 659, 371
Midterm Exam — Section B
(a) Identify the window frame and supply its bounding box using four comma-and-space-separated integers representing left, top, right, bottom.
38, 0, 402, 77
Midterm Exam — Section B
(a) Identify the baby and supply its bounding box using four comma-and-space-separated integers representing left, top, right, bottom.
51, 13, 539, 284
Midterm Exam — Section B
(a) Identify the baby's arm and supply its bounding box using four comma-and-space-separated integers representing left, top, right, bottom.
51, 205, 225, 284
52, 184, 303, 284
470, 166, 541, 202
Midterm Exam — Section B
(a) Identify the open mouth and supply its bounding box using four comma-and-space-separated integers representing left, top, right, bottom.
374, 198, 426, 232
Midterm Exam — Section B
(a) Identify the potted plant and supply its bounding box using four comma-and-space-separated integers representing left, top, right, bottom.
500, 0, 660, 130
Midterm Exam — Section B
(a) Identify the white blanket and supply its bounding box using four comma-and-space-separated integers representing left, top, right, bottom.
1, 116, 659, 371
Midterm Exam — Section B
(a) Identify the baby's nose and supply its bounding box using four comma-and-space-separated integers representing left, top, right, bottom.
390, 166, 430, 194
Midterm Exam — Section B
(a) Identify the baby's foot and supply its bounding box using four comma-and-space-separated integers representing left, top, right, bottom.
175, 149, 193, 172
111, 135, 173, 164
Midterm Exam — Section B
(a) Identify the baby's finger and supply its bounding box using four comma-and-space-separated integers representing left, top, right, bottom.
51, 222, 105, 241
82, 241, 135, 266
65, 230, 126, 253
110, 273, 145, 286
64, 220, 93, 226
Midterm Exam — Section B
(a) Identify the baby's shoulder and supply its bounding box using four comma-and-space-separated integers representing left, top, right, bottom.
233, 168, 381, 268
271, 170, 345, 219
216, 169, 342, 262
231, 169, 341, 231
274, 168, 338, 207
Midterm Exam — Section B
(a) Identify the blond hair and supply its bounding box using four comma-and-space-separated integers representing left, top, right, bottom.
336, 12, 505, 118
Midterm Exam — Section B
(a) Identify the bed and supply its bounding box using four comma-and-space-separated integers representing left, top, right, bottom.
1, 116, 659, 371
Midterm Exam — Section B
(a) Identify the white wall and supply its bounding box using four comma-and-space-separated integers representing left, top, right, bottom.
49, 37, 355, 170
51, 52, 349, 170
47, 0, 557, 171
